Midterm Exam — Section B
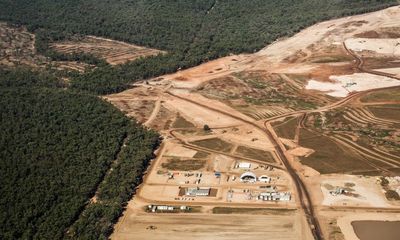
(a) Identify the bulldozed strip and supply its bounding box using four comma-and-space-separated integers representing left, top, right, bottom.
50, 36, 164, 65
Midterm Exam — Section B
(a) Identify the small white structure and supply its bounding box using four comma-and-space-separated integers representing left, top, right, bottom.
180, 206, 188, 210
186, 187, 211, 196
329, 187, 345, 196
259, 192, 291, 201
240, 172, 257, 183
157, 206, 169, 210
258, 175, 271, 183
238, 162, 251, 169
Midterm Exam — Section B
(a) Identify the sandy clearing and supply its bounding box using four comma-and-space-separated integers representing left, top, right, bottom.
287, 147, 314, 157
320, 175, 390, 208
305, 73, 400, 97
221, 125, 275, 150
163, 97, 241, 128
171, 91, 255, 123
337, 213, 400, 240
345, 38, 400, 55
51, 35, 164, 65
142, 6, 400, 90
112, 212, 308, 240
254, 6, 400, 64
159, 55, 251, 88
164, 145, 197, 158
305, 79, 349, 97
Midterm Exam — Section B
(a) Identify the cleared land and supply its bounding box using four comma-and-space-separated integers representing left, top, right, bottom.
191, 138, 234, 153
235, 145, 276, 163
368, 104, 400, 121
161, 158, 206, 171
361, 87, 400, 102
172, 114, 196, 128
0, 22, 88, 71
112, 212, 305, 240
299, 129, 374, 174
212, 207, 296, 215
272, 117, 299, 140
51, 36, 164, 65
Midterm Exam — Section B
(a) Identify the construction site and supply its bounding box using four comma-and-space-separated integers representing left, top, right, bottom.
105, 6, 400, 240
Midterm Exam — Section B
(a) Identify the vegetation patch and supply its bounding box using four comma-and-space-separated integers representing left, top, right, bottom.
161, 158, 206, 171
0, 88, 128, 239
272, 117, 298, 140
235, 146, 275, 163
212, 207, 295, 215
361, 88, 400, 102
0, 68, 159, 240
175, 129, 211, 136
299, 129, 374, 174
193, 151, 211, 159
191, 138, 233, 153
310, 55, 352, 63
385, 190, 400, 201
368, 105, 400, 121
172, 114, 195, 128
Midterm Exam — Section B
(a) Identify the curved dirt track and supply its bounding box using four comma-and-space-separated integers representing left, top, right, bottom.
343, 42, 400, 81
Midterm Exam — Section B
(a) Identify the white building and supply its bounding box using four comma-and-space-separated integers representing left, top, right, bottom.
259, 192, 291, 201
238, 162, 251, 169
186, 187, 211, 196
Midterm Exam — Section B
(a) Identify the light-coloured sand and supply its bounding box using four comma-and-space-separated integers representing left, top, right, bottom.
345, 38, 400, 55
305, 79, 349, 97
255, 6, 400, 64
305, 73, 400, 97
112, 211, 310, 240
320, 175, 390, 208
164, 145, 197, 158
163, 97, 241, 128
287, 147, 315, 157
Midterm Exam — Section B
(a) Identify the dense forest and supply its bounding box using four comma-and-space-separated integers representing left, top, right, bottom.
0, 68, 159, 239
1, 0, 398, 94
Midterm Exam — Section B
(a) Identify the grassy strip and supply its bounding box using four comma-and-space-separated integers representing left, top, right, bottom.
191, 138, 233, 153
162, 158, 206, 171
212, 207, 295, 215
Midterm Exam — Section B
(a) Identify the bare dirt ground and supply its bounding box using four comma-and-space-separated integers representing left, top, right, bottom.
113, 210, 308, 240
0, 22, 45, 67
0, 22, 89, 71
0, 22, 165, 72
51, 36, 164, 65
109, 6, 400, 240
